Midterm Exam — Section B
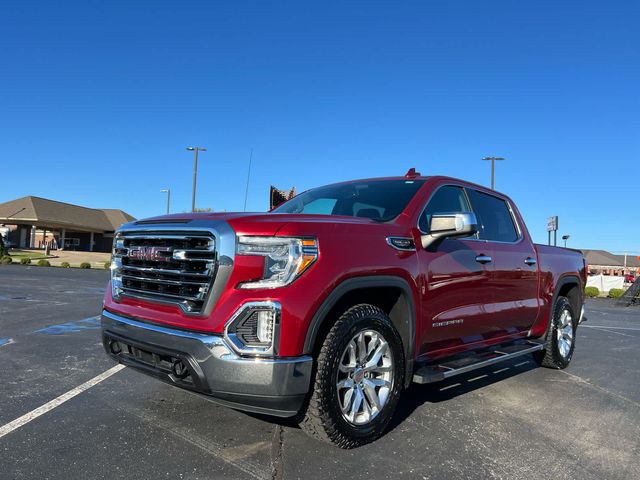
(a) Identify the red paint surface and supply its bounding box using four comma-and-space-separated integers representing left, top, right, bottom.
104, 176, 585, 359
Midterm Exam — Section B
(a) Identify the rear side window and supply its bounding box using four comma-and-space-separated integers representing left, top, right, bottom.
419, 186, 471, 232
466, 189, 519, 242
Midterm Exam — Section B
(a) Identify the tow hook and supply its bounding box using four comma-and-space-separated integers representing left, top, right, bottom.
109, 340, 122, 355
172, 359, 189, 379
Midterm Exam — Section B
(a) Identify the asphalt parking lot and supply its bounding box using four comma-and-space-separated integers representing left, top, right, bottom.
0, 265, 638, 480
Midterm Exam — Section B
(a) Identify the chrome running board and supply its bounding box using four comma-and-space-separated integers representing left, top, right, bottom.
412, 341, 545, 385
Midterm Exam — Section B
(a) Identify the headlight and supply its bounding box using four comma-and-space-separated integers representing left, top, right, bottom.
236, 236, 318, 289
110, 233, 124, 300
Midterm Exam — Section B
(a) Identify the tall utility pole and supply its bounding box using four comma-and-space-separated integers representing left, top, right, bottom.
481, 156, 505, 190
186, 147, 207, 212
160, 189, 171, 214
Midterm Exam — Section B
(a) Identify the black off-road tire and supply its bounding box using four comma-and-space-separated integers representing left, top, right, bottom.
298, 304, 405, 448
534, 296, 577, 369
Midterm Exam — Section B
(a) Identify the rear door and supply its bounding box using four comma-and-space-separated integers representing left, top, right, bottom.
465, 189, 539, 334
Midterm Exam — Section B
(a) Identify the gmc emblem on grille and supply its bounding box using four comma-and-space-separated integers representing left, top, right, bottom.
128, 246, 171, 261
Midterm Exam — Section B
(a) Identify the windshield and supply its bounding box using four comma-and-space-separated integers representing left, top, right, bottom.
272, 179, 426, 222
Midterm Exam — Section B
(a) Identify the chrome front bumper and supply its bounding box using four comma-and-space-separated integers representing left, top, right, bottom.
101, 310, 312, 417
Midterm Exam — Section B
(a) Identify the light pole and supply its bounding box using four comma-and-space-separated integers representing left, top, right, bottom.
186, 147, 207, 212
481, 156, 505, 190
562, 235, 570, 248
160, 189, 171, 214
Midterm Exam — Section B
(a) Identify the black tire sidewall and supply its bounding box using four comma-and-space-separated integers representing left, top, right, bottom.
550, 296, 577, 367
322, 308, 404, 441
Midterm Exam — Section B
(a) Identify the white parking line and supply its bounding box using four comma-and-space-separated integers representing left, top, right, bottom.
582, 325, 640, 331
586, 327, 632, 337
581, 325, 638, 337
0, 364, 125, 439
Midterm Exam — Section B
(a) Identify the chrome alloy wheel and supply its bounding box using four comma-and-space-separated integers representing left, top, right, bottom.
557, 308, 574, 358
336, 330, 394, 426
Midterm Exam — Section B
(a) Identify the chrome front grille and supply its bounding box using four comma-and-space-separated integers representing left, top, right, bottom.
112, 231, 217, 314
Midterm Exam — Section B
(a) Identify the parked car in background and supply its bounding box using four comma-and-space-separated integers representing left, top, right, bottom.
101, 170, 587, 448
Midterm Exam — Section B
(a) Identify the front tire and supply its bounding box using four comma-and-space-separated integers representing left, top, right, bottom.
299, 304, 405, 448
534, 296, 577, 369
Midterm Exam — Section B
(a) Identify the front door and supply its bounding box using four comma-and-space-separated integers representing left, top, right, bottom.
416, 185, 496, 359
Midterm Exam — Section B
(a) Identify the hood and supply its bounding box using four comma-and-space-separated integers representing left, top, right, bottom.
128, 211, 383, 236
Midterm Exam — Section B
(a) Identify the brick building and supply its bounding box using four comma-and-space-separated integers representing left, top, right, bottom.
581, 249, 640, 276
0, 196, 135, 253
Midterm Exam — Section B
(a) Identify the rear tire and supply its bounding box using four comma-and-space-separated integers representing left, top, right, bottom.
534, 296, 577, 369
299, 304, 404, 448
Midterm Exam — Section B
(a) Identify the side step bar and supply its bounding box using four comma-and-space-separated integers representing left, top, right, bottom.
412, 341, 545, 385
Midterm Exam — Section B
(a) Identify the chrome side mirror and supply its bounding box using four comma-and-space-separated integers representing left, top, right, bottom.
421, 212, 478, 249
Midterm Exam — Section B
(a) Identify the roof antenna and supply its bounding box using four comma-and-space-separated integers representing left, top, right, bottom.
405, 167, 420, 178
243, 148, 253, 211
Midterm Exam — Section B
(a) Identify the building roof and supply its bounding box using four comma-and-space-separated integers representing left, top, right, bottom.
0, 196, 135, 232
582, 249, 640, 268
99, 209, 136, 230
613, 254, 640, 268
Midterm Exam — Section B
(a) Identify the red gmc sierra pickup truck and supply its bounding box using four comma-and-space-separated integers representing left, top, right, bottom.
102, 170, 586, 448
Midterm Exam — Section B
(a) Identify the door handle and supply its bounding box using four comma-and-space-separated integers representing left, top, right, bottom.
524, 257, 537, 266
475, 254, 492, 264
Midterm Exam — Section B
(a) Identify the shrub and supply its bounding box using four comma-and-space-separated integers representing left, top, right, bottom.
584, 286, 599, 298
36, 259, 51, 267
104, 261, 111, 269
61, 262, 71, 268
79, 262, 91, 269
608, 288, 625, 299
1, 256, 12, 265
20, 257, 32, 265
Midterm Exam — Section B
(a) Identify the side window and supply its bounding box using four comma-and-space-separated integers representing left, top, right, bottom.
419, 186, 471, 232
466, 189, 518, 242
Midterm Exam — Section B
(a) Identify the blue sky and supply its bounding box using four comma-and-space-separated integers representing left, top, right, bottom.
1, 1, 638, 252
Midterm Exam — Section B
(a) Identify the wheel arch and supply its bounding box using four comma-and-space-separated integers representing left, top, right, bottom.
541, 275, 583, 340
303, 275, 417, 388
554, 275, 583, 318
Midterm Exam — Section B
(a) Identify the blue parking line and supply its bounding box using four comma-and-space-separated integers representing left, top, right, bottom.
35, 316, 101, 335
0, 338, 13, 347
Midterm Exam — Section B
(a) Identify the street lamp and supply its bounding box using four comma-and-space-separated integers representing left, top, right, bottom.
481, 156, 505, 190
160, 189, 171, 215
562, 234, 570, 248
186, 146, 207, 212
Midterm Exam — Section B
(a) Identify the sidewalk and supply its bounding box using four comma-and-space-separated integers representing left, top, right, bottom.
14, 249, 111, 268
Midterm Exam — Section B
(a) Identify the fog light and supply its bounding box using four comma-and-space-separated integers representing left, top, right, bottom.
224, 301, 281, 356
256, 309, 275, 344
